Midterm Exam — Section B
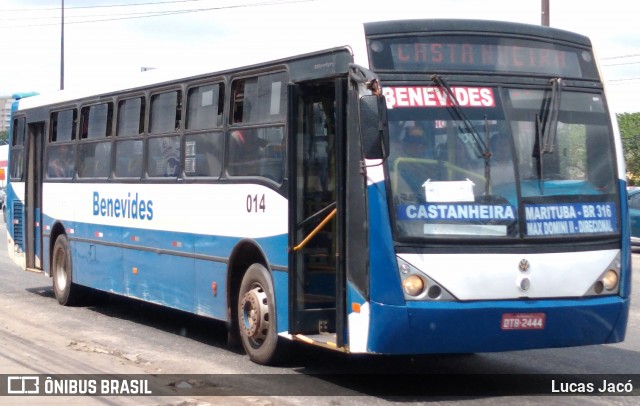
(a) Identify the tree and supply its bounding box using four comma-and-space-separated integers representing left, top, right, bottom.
0, 130, 7, 144
618, 112, 640, 185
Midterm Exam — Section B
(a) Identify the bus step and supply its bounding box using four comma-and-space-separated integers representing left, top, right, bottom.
303, 294, 335, 308
293, 333, 345, 352
305, 265, 336, 273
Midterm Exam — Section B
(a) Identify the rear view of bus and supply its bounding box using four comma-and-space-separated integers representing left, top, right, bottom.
357, 19, 629, 354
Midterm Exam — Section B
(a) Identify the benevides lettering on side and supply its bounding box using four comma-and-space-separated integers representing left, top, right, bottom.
92, 191, 154, 220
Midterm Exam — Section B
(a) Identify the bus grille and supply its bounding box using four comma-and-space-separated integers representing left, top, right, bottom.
12, 201, 24, 251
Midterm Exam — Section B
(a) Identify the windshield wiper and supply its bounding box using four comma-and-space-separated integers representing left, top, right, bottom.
541, 78, 563, 154
534, 78, 563, 194
431, 74, 492, 195
431, 74, 490, 159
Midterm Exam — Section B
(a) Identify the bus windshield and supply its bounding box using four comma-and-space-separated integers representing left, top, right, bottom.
385, 86, 618, 240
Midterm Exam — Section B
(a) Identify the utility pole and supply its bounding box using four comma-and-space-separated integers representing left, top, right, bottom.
60, 0, 65, 90
541, 0, 550, 26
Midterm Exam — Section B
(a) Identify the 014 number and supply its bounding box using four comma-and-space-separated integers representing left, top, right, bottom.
246, 194, 266, 213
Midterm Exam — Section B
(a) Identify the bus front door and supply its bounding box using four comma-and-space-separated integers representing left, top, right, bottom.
288, 79, 346, 349
25, 122, 44, 272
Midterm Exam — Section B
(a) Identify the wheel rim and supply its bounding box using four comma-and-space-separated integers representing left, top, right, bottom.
239, 284, 270, 348
54, 249, 68, 292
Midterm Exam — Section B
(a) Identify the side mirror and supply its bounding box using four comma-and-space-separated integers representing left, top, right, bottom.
360, 95, 389, 160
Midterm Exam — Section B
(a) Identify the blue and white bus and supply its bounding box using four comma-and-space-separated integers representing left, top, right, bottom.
6, 19, 630, 365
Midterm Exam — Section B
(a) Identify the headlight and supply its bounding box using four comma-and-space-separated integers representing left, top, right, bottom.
585, 252, 621, 296
396, 257, 457, 301
602, 270, 619, 291
402, 275, 425, 296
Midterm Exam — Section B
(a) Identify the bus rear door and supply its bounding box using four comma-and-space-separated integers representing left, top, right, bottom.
25, 122, 45, 272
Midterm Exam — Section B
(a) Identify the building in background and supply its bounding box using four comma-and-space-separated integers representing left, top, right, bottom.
0, 144, 6, 187
0, 96, 11, 188
0, 95, 14, 133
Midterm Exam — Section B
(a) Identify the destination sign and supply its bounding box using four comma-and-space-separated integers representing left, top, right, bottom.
368, 35, 596, 79
397, 203, 516, 223
524, 202, 617, 236
383, 86, 495, 109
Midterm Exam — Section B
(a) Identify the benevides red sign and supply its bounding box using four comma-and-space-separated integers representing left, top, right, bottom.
383, 86, 495, 109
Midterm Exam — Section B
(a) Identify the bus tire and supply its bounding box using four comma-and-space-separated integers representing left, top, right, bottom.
52, 234, 82, 306
237, 263, 286, 365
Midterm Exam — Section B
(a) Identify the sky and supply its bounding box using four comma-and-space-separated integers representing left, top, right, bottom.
0, 0, 639, 113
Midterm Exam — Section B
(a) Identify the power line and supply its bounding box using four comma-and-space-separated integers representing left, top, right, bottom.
0, 0, 207, 12
601, 53, 640, 60
603, 60, 640, 67
2, 8, 189, 22
2, 0, 317, 28
607, 77, 640, 84
2, 8, 195, 22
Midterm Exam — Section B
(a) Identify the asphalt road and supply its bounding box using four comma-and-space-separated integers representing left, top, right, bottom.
0, 221, 638, 405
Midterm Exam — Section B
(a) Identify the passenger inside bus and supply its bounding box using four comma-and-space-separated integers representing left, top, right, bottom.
401, 125, 433, 158
392, 122, 436, 202
47, 144, 75, 178
229, 129, 268, 176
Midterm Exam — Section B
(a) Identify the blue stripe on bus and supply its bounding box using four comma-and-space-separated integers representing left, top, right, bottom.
272, 270, 289, 334
618, 179, 632, 299
43, 215, 288, 266
42, 215, 288, 323
367, 181, 405, 306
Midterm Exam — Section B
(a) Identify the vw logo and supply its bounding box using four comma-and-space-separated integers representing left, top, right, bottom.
518, 259, 530, 272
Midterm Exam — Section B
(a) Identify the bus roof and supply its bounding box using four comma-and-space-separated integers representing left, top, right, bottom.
16, 45, 359, 112
17, 46, 364, 112
15, 19, 595, 113
364, 19, 592, 47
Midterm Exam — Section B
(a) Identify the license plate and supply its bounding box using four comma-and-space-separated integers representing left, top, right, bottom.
501, 313, 545, 330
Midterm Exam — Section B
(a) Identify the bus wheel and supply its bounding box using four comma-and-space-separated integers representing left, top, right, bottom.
237, 263, 285, 365
52, 234, 81, 306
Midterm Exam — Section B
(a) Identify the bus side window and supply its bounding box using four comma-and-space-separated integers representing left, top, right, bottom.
48, 108, 77, 179
10, 117, 26, 180
147, 136, 181, 177
10, 148, 24, 180
46, 144, 75, 179
81, 103, 113, 139
115, 97, 145, 178
187, 83, 224, 130
150, 90, 182, 134
51, 109, 77, 143
114, 140, 142, 178
148, 90, 182, 178
78, 142, 111, 179
228, 129, 264, 176
78, 103, 113, 179
229, 72, 287, 182
184, 132, 223, 178
12, 117, 26, 147
184, 83, 225, 178
228, 127, 284, 182
231, 73, 286, 125
117, 97, 145, 137
260, 128, 285, 182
